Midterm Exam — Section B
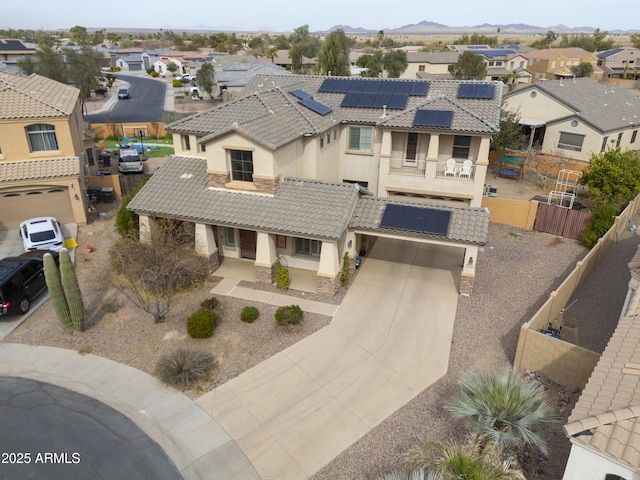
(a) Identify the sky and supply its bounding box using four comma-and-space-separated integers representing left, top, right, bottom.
3, 0, 638, 33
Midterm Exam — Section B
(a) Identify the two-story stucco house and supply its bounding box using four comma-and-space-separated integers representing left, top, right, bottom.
523, 47, 603, 82
0, 71, 89, 229
400, 51, 460, 80
597, 47, 640, 80
503, 77, 640, 162
128, 74, 503, 295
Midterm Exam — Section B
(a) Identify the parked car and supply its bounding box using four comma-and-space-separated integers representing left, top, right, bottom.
118, 147, 144, 174
19, 217, 65, 252
94, 86, 108, 95
117, 88, 130, 99
0, 250, 59, 317
180, 73, 196, 82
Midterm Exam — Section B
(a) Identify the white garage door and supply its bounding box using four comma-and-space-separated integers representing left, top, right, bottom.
1, 188, 74, 229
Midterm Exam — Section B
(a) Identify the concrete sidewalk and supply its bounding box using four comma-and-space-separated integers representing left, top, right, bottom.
197, 238, 460, 479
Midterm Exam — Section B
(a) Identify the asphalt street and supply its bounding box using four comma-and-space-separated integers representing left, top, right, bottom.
0, 376, 182, 480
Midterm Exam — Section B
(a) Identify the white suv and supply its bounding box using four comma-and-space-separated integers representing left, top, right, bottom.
118, 148, 144, 174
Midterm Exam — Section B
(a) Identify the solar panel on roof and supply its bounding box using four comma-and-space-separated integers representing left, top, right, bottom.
475, 84, 495, 99
334, 78, 353, 93
319, 78, 339, 92
364, 81, 382, 94
387, 94, 408, 109
409, 82, 429, 96
290, 89, 312, 100
341, 92, 361, 107
349, 81, 367, 93
357, 93, 377, 108
378, 82, 396, 94
372, 93, 392, 108
413, 109, 453, 128
394, 82, 413, 95
299, 97, 332, 116
458, 83, 494, 99
380, 204, 451, 236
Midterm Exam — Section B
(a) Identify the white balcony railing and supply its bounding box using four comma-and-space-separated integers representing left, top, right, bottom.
388, 158, 426, 176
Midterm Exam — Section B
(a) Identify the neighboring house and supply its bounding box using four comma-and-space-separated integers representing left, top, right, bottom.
267, 49, 317, 70
0, 72, 89, 229
214, 62, 289, 98
563, 246, 640, 480
127, 74, 503, 295
0, 39, 35, 69
523, 47, 603, 82
115, 53, 153, 71
107, 48, 145, 68
503, 77, 640, 162
597, 47, 640, 80
402, 51, 460, 80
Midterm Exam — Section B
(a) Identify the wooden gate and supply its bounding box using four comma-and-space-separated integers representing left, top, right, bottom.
534, 203, 592, 239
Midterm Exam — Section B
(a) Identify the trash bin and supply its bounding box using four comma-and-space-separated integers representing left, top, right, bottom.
101, 187, 114, 203
87, 186, 102, 203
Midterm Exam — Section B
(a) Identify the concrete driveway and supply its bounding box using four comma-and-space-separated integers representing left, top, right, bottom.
197, 237, 461, 479
0, 224, 77, 340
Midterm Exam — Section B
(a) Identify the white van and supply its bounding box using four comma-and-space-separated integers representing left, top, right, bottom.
118, 148, 144, 174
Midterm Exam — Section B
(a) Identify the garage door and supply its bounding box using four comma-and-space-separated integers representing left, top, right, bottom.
1, 188, 74, 229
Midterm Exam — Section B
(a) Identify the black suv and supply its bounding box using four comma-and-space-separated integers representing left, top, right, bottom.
0, 251, 59, 318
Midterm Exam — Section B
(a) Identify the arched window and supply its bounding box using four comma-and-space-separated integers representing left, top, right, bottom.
26, 124, 58, 151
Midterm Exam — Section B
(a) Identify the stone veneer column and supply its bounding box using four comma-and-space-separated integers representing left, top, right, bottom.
207, 171, 230, 189
255, 232, 277, 285
459, 245, 479, 296
252, 175, 280, 195
194, 223, 219, 271
138, 215, 155, 244
317, 240, 340, 295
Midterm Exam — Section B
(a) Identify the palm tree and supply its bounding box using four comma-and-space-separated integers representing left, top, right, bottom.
406, 435, 521, 480
373, 470, 425, 480
445, 370, 558, 456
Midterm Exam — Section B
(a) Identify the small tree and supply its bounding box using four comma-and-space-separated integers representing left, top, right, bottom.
109, 223, 208, 323
383, 50, 408, 78
571, 62, 593, 78
195, 62, 216, 100
448, 51, 488, 80
580, 148, 640, 207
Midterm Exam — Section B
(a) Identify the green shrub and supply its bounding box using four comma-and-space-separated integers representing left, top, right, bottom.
581, 202, 616, 248
200, 297, 219, 311
275, 258, 290, 290
115, 175, 151, 238
241, 306, 260, 323
156, 349, 216, 389
150, 70, 159, 77
275, 305, 303, 326
187, 307, 217, 338
341, 252, 350, 286
172, 79, 182, 88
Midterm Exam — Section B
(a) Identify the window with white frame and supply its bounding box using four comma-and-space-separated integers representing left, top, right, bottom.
224, 227, 235, 247
348, 126, 373, 152
452, 135, 471, 159
295, 238, 322, 257
558, 132, 585, 152
181, 134, 191, 151
26, 124, 58, 151
229, 149, 253, 182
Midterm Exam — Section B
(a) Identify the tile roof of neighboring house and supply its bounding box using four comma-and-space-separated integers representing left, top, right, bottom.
0, 158, 80, 181
406, 51, 460, 64
167, 74, 503, 149
215, 63, 290, 88
0, 39, 35, 53
127, 156, 359, 239
564, 245, 640, 471
507, 77, 640, 134
523, 47, 594, 60
598, 48, 626, 59
0, 71, 79, 119
350, 196, 490, 245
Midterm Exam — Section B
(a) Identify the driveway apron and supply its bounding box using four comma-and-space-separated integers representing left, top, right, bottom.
197, 237, 460, 479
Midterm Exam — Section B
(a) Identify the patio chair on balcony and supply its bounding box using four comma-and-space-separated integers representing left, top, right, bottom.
444, 158, 457, 177
459, 159, 473, 179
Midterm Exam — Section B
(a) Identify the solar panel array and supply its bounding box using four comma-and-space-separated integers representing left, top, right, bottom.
380, 204, 451, 237
290, 89, 312, 100
457, 83, 495, 99
289, 89, 333, 116
319, 78, 429, 110
413, 109, 453, 128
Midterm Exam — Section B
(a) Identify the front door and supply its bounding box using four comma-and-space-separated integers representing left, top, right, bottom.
239, 230, 257, 260
403, 132, 419, 166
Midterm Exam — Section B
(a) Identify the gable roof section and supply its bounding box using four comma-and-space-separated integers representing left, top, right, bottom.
167, 75, 502, 147
0, 39, 35, 53
506, 77, 640, 134
0, 71, 79, 120
523, 47, 593, 60
0, 158, 80, 181
564, 245, 640, 471
127, 156, 359, 239
350, 196, 489, 245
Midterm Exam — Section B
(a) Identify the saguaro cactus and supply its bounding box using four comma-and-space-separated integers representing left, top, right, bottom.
43, 252, 73, 331
59, 248, 85, 332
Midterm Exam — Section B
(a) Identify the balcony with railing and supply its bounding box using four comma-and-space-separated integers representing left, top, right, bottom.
388, 157, 476, 180
388, 157, 426, 176
435, 159, 476, 180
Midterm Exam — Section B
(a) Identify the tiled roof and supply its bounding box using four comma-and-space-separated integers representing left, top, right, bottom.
127, 156, 359, 239
0, 39, 35, 53
349, 196, 489, 245
0, 71, 79, 120
508, 77, 640, 134
0, 158, 80, 181
564, 245, 640, 470
167, 74, 503, 149
523, 47, 594, 60
406, 51, 460, 64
